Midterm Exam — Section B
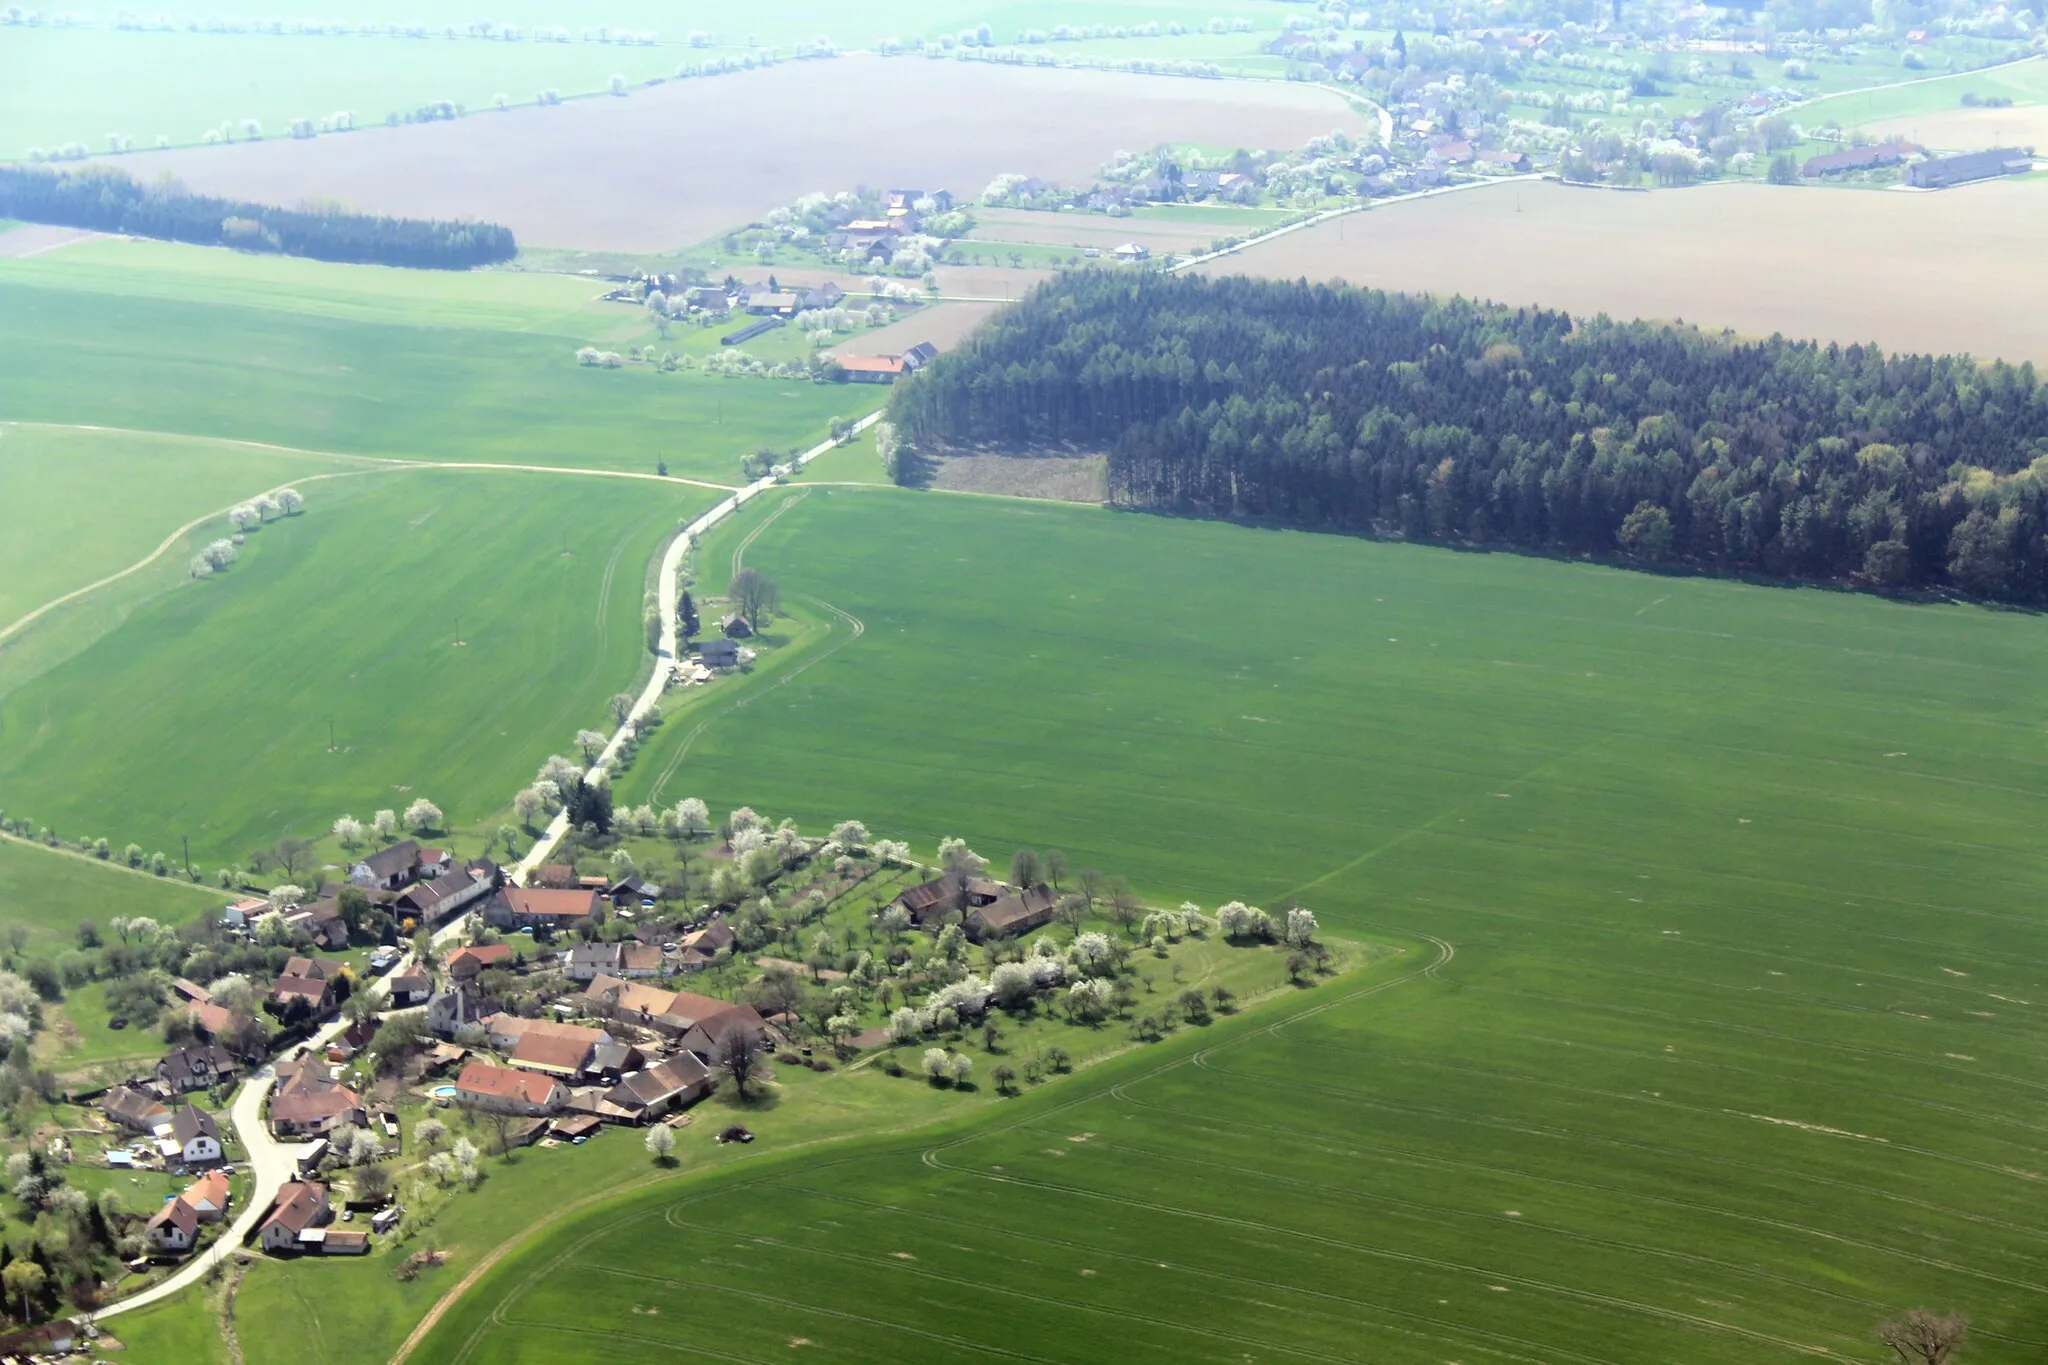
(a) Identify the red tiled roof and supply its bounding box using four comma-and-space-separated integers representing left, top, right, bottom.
457, 1061, 562, 1107
835, 355, 907, 375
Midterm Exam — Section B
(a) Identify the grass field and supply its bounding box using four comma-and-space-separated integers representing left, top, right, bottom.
0, 468, 715, 865
453, 482, 2048, 1364
0, 243, 855, 479
1799, 53, 2048, 129
1208, 177, 2048, 366
0, 833, 219, 957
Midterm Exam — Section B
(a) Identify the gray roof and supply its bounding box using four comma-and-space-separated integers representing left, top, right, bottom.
170, 1105, 219, 1144
359, 840, 420, 879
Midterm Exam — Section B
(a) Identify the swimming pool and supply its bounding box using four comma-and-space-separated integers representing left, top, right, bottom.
430, 1084, 457, 1099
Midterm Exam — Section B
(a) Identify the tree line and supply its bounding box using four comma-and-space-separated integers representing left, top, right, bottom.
886, 272, 2048, 602
0, 166, 516, 269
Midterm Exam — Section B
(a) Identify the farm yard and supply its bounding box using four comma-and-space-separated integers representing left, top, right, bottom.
410, 481, 2048, 1363
117, 59, 1370, 253
1207, 177, 2048, 366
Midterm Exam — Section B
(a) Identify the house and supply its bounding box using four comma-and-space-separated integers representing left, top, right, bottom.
578, 976, 740, 1038
418, 847, 455, 879
677, 1003, 771, 1064
1905, 147, 2030, 189
284, 954, 344, 982
1801, 141, 1914, 178
349, 840, 422, 891
834, 354, 908, 383
893, 876, 958, 925
484, 887, 601, 932
797, 281, 845, 310
445, 943, 515, 984
425, 985, 497, 1039
168, 1105, 224, 1166
744, 290, 801, 315
145, 1196, 200, 1253
1112, 242, 1151, 262
901, 342, 939, 372
675, 920, 737, 971
182, 1169, 231, 1221
387, 973, 432, 1007
395, 870, 493, 924
1425, 137, 1475, 165
157, 1043, 239, 1095
697, 638, 740, 668
186, 998, 235, 1038
719, 612, 753, 638
604, 873, 661, 908
532, 864, 579, 890
321, 1229, 370, 1255
455, 1060, 567, 1115
221, 896, 268, 930
1476, 149, 1530, 172
103, 1085, 171, 1134
886, 187, 952, 213
256, 1180, 331, 1253
171, 978, 210, 1007
508, 1026, 606, 1079
272, 973, 335, 1017
604, 1054, 712, 1121
563, 940, 664, 982
269, 1068, 364, 1138
551, 1113, 604, 1140
966, 884, 1058, 940
683, 285, 730, 313
281, 899, 349, 950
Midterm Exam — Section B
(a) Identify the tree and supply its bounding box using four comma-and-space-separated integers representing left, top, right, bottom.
277, 487, 305, 515
1009, 847, 1041, 889
513, 787, 545, 826
1616, 501, 1674, 561
575, 729, 608, 763
678, 590, 700, 639
1283, 907, 1319, 949
1766, 152, 1799, 184
715, 1024, 769, 1100
1879, 1311, 1968, 1364
332, 814, 364, 848
1075, 867, 1106, 908
922, 1047, 952, 1082
1042, 849, 1067, 891
729, 567, 781, 630
267, 836, 315, 879
991, 1061, 1018, 1094
608, 692, 636, 725
675, 797, 710, 836
644, 1123, 677, 1164
4, 1259, 45, 1321
403, 798, 444, 832
372, 809, 398, 839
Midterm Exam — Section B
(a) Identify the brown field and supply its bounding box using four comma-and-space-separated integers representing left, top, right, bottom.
1866, 104, 2048, 151
832, 300, 1006, 360
0, 224, 99, 259
972, 207, 1231, 253
122, 59, 1365, 253
930, 452, 1107, 501
1207, 178, 2048, 364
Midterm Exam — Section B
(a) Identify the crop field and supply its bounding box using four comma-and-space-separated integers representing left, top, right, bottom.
0, 242, 855, 478
1867, 103, 2048, 149
120, 59, 1368, 252
971, 205, 1274, 254
1798, 53, 2048, 130
0, 467, 716, 865
0, 833, 218, 956
1207, 178, 2048, 365
461, 482, 2048, 1364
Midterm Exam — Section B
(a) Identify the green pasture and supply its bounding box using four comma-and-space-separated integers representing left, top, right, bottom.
0, 834, 218, 958
567, 483, 2048, 1362
0, 468, 715, 866
1799, 53, 2048, 127
0, 259, 853, 479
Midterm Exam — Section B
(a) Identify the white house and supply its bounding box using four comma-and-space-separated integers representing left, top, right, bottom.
145, 1196, 199, 1253
257, 1181, 330, 1253
169, 1105, 223, 1166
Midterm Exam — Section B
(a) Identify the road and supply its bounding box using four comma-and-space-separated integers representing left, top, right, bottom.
509, 412, 884, 885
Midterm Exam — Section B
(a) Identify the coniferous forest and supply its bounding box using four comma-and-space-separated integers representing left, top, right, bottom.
887, 272, 2048, 602
0, 166, 515, 269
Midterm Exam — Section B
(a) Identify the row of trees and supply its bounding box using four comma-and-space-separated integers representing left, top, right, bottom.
887, 272, 2048, 601
0, 167, 516, 269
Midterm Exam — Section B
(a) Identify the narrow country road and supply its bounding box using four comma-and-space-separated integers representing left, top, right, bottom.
509, 413, 883, 885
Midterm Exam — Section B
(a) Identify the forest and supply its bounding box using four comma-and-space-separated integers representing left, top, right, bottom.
887, 273, 2048, 601
0, 166, 515, 269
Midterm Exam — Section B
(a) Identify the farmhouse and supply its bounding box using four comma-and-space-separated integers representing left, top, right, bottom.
719, 612, 753, 638
145, 1196, 200, 1254
157, 1043, 239, 1095
485, 886, 600, 931
168, 1105, 224, 1166
1800, 141, 1914, 177
446, 942, 515, 983
967, 884, 1058, 940
350, 840, 422, 891
531, 863, 579, 889
1906, 147, 2030, 189
604, 1054, 712, 1121
834, 354, 907, 383
455, 1060, 567, 1115
507, 1025, 608, 1079
281, 899, 349, 950
675, 920, 736, 970
579, 976, 738, 1038
677, 1003, 771, 1064
696, 638, 740, 669
563, 940, 665, 981
272, 973, 336, 1016
396, 866, 495, 922
103, 1085, 171, 1134
256, 1180, 331, 1253
604, 872, 660, 907
1113, 242, 1152, 262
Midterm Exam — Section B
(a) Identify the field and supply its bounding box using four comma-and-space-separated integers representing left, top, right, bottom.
385, 480, 2048, 1364
1798, 54, 2048, 130
1867, 103, 2048, 150
0, 832, 218, 957
0, 467, 716, 865
971, 205, 1290, 255
0, 240, 857, 478
1206, 177, 2048, 365
119, 59, 1369, 252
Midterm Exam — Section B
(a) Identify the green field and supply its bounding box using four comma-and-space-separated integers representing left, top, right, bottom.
0, 242, 856, 479
407, 482, 2048, 1363
0, 833, 219, 957
0, 468, 714, 865
1799, 53, 2048, 127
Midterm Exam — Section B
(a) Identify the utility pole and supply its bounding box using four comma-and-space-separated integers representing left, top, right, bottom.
181, 836, 191, 881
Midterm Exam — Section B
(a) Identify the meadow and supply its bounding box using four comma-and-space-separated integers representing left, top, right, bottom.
119, 59, 1367, 252
0, 240, 857, 478
0, 467, 715, 866
1209, 177, 2048, 366
1798, 53, 2048, 130
0, 833, 218, 958
444, 481, 2048, 1364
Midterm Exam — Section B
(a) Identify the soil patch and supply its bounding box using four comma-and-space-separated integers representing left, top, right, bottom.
120, 59, 1366, 253
931, 452, 1107, 503
0, 224, 101, 259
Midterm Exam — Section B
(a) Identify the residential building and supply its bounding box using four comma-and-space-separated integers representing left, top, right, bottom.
256, 1180, 331, 1253
893, 876, 957, 925
677, 1003, 771, 1064
507, 1026, 605, 1079
455, 1060, 568, 1115
145, 1196, 200, 1253
425, 985, 497, 1039
901, 341, 939, 372
603, 1054, 712, 1121
168, 1105, 224, 1166
445, 943, 515, 984
675, 920, 737, 971
580, 977, 737, 1037
386, 973, 432, 1007
182, 1170, 231, 1221
349, 840, 422, 891
272, 973, 335, 1016
483, 886, 600, 932
697, 638, 740, 669
719, 612, 753, 638
745, 290, 801, 315
967, 884, 1058, 940
563, 940, 665, 982
833, 354, 907, 383
1113, 242, 1152, 262
157, 1043, 239, 1095
269, 1067, 364, 1138
531, 863, 579, 890
103, 1085, 171, 1134
604, 873, 661, 908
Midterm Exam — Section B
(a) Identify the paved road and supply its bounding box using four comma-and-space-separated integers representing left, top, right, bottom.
510, 413, 884, 885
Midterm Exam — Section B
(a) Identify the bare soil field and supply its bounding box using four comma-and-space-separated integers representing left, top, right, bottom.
929, 452, 1107, 501
832, 300, 1005, 360
973, 207, 1240, 253
1208, 178, 2048, 364
1866, 104, 2048, 150
121, 59, 1365, 253
0, 225, 100, 259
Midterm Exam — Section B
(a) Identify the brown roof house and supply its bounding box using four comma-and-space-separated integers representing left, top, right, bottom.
455, 1060, 568, 1116
445, 943, 515, 984
145, 1196, 200, 1254
183, 1170, 231, 1221
563, 940, 664, 981
678, 1003, 771, 1065
484, 886, 600, 932
604, 1054, 712, 1122
103, 1085, 172, 1134
966, 885, 1058, 940
157, 1043, 239, 1095
168, 1105, 224, 1166
256, 1180, 331, 1253
349, 840, 422, 891
269, 1068, 364, 1138
531, 863, 579, 890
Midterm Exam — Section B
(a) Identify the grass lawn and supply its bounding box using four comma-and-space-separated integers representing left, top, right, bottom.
459, 484, 2048, 1363
0, 468, 716, 866
0, 833, 219, 958
104, 1287, 230, 1365
0, 251, 854, 480
33, 978, 170, 1080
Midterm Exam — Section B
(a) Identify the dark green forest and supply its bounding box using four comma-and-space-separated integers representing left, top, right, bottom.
886, 272, 2048, 601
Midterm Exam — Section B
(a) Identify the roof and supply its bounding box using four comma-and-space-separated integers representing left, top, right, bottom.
498, 887, 600, 919
509, 1030, 595, 1076
607, 1054, 711, 1108
584, 976, 732, 1029
170, 1105, 219, 1144
680, 922, 735, 952
358, 840, 420, 879
321, 1229, 370, 1252
533, 863, 578, 888
970, 884, 1058, 934
161, 1043, 237, 1079
283, 955, 343, 981
172, 978, 211, 1004
261, 1181, 328, 1236
457, 1060, 562, 1107
552, 1113, 604, 1138
835, 355, 907, 375
447, 943, 514, 971
679, 1003, 769, 1056
270, 1076, 361, 1128
398, 877, 464, 912
897, 878, 953, 914
274, 976, 331, 1005
388, 974, 431, 995
185, 1170, 230, 1209
147, 1196, 199, 1236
